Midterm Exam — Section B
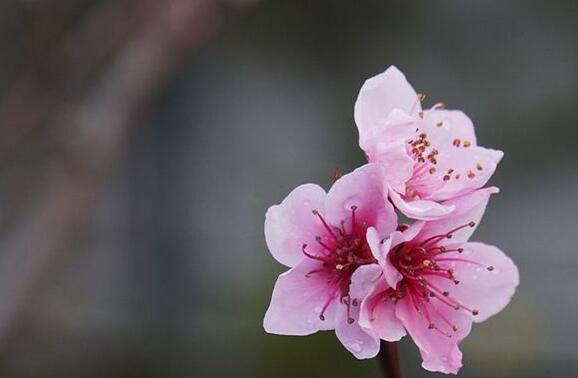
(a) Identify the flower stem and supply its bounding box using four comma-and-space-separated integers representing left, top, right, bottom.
377, 341, 403, 378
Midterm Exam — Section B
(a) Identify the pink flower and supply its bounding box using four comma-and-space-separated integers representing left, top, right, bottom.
354, 66, 504, 220
263, 164, 397, 358
350, 187, 519, 374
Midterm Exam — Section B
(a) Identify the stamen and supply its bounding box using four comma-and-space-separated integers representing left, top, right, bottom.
350, 205, 357, 233
435, 257, 494, 271
302, 244, 333, 263
312, 209, 338, 241
421, 222, 476, 248
315, 236, 333, 253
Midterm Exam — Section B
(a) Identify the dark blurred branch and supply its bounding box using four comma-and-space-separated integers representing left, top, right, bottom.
0, 0, 224, 349
378, 341, 403, 378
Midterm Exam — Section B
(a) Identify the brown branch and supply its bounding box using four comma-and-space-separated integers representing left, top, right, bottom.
378, 341, 404, 378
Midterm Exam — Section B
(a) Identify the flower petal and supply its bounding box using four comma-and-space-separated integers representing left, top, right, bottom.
335, 297, 380, 359
263, 259, 337, 335
389, 187, 455, 221
355, 66, 420, 152
372, 230, 404, 288
374, 141, 414, 194
325, 164, 397, 237
421, 110, 477, 148
415, 187, 499, 244
419, 110, 503, 201
433, 242, 519, 323
395, 295, 472, 374
357, 275, 406, 342
265, 183, 327, 267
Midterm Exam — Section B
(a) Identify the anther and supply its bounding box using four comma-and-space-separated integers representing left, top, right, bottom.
436, 122, 443, 127
452, 325, 459, 332
468, 221, 476, 227
476, 163, 483, 171
457, 248, 464, 253
347, 318, 355, 324
397, 224, 409, 232
428, 323, 435, 329
487, 266, 495, 271
472, 309, 479, 316
442, 291, 450, 297
463, 140, 471, 147
443, 175, 450, 181
417, 93, 426, 101
319, 314, 325, 321
467, 170, 475, 179
352, 298, 359, 306
452, 139, 461, 147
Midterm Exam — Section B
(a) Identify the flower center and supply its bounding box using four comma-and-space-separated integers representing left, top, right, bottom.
302, 206, 376, 323
404, 131, 443, 199
385, 221, 494, 337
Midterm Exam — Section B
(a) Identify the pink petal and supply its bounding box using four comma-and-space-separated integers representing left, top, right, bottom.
265, 183, 327, 267
432, 242, 519, 323
349, 264, 383, 301
374, 142, 414, 194
419, 110, 503, 201
372, 230, 403, 288
415, 187, 499, 244
263, 259, 338, 335
335, 296, 380, 359
369, 224, 425, 288
421, 110, 477, 148
325, 164, 397, 237
389, 187, 455, 221
355, 66, 421, 153
395, 295, 472, 374
357, 274, 406, 342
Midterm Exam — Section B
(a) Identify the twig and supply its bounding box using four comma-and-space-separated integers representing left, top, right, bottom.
378, 341, 404, 378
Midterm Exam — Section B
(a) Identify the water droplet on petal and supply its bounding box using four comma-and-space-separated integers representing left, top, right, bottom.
344, 196, 361, 211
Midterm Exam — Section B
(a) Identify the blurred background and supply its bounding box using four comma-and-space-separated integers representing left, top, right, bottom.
0, 0, 576, 377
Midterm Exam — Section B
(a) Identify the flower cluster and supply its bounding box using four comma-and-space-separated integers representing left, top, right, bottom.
263, 66, 518, 374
